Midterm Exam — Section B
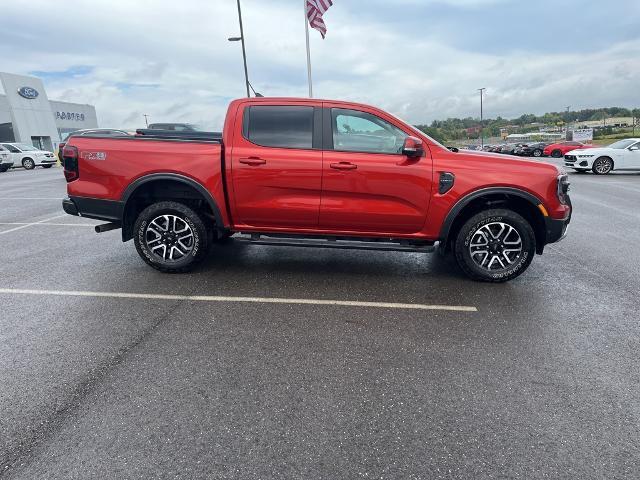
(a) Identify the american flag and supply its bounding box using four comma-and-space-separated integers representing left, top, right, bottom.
306, 0, 333, 39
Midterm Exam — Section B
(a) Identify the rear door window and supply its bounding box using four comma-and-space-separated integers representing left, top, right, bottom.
245, 106, 314, 149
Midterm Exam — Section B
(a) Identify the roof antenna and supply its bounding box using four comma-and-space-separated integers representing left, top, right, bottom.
248, 81, 263, 97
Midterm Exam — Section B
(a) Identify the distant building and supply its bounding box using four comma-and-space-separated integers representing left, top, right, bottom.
0, 72, 98, 151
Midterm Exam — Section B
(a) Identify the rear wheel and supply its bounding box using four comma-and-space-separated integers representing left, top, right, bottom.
454, 209, 536, 282
133, 201, 210, 273
592, 157, 613, 175
22, 158, 35, 170
0, 165, 9, 173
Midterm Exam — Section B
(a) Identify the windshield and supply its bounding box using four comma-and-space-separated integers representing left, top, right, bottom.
15, 143, 38, 151
607, 139, 636, 149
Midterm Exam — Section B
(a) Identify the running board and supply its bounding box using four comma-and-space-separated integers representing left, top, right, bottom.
234, 233, 436, 253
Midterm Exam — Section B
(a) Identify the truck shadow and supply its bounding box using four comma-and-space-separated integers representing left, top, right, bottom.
199, 238, 466, 282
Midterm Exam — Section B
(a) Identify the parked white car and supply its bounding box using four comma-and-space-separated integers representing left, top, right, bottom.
0, 145, 15, 172
564, 138, 640, 174
0, 143, 57, 170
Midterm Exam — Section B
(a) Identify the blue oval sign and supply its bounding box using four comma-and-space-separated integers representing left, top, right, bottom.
18, 86, 39, 99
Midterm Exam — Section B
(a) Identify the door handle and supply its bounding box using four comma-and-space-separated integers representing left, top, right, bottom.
239, 157, 266, 166
330, 162, 357, 170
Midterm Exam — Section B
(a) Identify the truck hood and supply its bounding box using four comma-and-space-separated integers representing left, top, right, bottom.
461, 149, 560, 170
565, 147, 610, 156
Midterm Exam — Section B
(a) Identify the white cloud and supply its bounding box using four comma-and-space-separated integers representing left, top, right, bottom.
0, 0, 637, 130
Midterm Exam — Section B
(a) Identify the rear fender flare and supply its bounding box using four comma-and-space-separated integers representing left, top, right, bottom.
121, 173, 224, 240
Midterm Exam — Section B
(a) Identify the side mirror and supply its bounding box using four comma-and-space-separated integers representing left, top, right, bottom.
629, 146, 639, 151
402, 136, 424, 158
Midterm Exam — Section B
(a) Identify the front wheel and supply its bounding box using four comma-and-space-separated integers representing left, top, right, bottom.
551, 149, 562, 158
22, 158, 35, 170
454, 209, 536, 282
533, 149, 542, 157
42, 164, 53, 169
592, 157, 613, 175
133, 201, 210, 273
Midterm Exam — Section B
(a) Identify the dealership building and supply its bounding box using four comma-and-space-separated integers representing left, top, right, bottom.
0, 72, 98, 151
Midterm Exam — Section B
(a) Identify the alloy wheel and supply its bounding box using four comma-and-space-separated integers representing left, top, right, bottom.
144, 214, 194, 262
23, 158, 35, 170
468, 222, 523, 271
593, 157, 612, 174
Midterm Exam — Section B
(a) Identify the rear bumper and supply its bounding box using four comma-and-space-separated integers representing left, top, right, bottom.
62, 196, 123, 222
62, 198, 79, 216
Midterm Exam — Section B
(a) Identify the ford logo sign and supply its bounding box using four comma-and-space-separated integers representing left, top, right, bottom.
18, 86, 39, 99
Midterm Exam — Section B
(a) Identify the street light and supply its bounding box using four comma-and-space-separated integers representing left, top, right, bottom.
228, 0, 250, 98
478, 88, 486, 148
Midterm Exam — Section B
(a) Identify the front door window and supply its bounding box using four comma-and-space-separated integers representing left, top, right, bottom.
331, 108, 407, 154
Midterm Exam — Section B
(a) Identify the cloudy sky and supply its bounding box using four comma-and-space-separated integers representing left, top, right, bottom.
1, 0, 638, 130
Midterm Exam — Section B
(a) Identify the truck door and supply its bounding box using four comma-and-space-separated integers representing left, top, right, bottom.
229, 104, 323, 229
319, 106, 432, 234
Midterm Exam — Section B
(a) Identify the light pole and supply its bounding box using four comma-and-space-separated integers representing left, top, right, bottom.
143, 114, 149, 127
478, 88, 486, 147
228, 0, 250, 97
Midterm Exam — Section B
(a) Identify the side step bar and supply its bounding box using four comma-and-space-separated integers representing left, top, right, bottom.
234, 233, 436, 253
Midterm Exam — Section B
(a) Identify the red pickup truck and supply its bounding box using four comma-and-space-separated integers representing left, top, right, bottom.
61, 97, 571, 282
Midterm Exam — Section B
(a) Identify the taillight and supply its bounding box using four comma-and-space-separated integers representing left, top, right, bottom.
62, 145, 79, 182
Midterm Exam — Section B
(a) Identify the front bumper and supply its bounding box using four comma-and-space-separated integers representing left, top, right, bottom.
564, 155, 592, 169
39, 157, 57, 165
545, 197, 571, 244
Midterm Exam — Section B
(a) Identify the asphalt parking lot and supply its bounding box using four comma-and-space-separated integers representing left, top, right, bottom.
1, 165, 639, 479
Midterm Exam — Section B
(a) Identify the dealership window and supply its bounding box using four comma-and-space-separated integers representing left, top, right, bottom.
245, 106, 313, 149
331, 108, 407, 154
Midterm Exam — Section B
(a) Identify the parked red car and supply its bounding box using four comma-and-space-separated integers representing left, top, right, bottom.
543, 141, 592, 158
61, 97, 571, 282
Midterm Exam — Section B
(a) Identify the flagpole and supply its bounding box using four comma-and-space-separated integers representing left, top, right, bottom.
303, 0, 313, 98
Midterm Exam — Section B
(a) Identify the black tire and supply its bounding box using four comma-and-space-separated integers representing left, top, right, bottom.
42, 164, 53, 168
22, 158, 36, 170
551, 149, 562, 158
533, 149, 542, 157
133, 201, 210, 273
454, 208, 536, 283
592, 156, 613, 175
0, 165, 9, 173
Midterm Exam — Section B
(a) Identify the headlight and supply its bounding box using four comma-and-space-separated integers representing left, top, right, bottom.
557, 174, 570, 205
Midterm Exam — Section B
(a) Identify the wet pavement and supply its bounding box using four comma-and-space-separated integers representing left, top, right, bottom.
0, 165, 638, 479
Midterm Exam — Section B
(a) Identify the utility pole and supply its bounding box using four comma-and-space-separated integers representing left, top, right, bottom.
228, 0, 251, 97
478, 88, 486, 148
566, 106, 571, 140
143, 114, 149, 127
